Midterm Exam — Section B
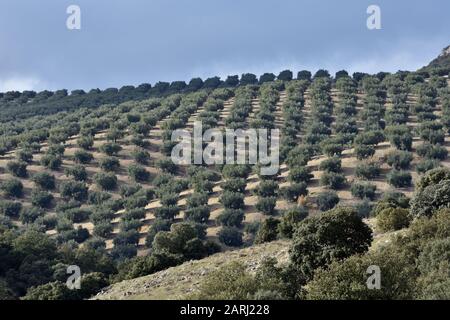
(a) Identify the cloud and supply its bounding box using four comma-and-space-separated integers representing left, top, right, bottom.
0, 76, 49, 92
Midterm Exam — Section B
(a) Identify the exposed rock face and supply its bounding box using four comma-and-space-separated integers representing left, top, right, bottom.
439, 45, 450, 57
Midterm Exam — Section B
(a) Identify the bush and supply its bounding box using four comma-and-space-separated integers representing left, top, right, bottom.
60, 181, 88, 201
416, 143, 448, 160
1, 178, 23, 197
0, 200, 22, 217
40, 154, 62, 170
6, 161, 28, 178
320, 172, 347, 189
254, 218, 280, 244
132, 148, 150, 165
355, 162, 381, 180
289, 166, 313, 183
218, 227, 243, 247
385, 150, 413, 170
290, 207, 372, 280
99, 142, 122, 156
221, 178, 247, 193
354, 145, 376, 160
31, 190, 54, 208
77, 135, 94, 150
32, 172, 56, 190
94, 172, 118, 191
64, 165, 87, 181
387, 170, 412, 188
255, 197, 277, 215
74, 150, 93, 164
278, 206, 308, 238
99, 157, 120, 172
16, 149, 33, 163
128, 164, 150, 182
376, 208, 410, 232
316, 191, 340, 211
254, 180, 279, 197
416, 159, 440, 174
216, 209, 245, 227
319, 157, 342, 173
220, 192, 245, 210
20, 206, 45, 224
351, 182, 377, 200
281, 182, 308, 202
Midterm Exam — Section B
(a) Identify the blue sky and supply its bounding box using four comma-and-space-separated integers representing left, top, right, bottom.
0, 0, 448, 92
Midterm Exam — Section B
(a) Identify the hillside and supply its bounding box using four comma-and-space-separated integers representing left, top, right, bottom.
1, 47, 450, 300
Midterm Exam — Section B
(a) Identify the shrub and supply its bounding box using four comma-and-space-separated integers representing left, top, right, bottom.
20, 206, 45, 224
355, 162, 381, 180
376, 208, 410, 232
94, 172, 118, 191
99, 142, 122, 156
100, 157, 120, 172
132, 148, 150, 165
6, 161, 28, 178
16, 149, 33, 163
40, 154, 62, 170
31, 190, 54, 208
1, 179, 23, 197
387, 170, 412, 188
221, 178, 247, 193
255, 197, 277, 215
60, 181, 88, 201
254, 180, 279, 197
77, 135, 94, 150
74, 150, 93, 164
385, 150, 413, 170
218, 227, 243, 247
281, 182, 308, 202
254, 218, 280, 244
416, 143, 448, 160
32, 172, 56, 190
290, 207, 372, 280
288, 166, 313, 184
316, 191, 340, 211
278, 206, 308, 238
184, 206, 210, 224
351, 182, 377, 200
0, 200, 22, 217
320, 172, 347, 189
354, 144, 376, 160
319, 157, 342, 173
216, 209, 245, 227
220, 192, 245, 210
416, 159, 440, 174
64, 165, 87, 181
128, 164, 150, 182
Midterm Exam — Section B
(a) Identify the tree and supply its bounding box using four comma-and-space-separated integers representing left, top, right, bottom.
77, 135, 94, 150
184, 206, 210, 224
240, 73, 257, 86
316, 191, 339, 211
278, 70, 293, 81
335, 70, 349, 79
128, 164, 150, 182
254, 180, 279, 197
385, 150, 413, 170
156, 158, 177, 174
320, 172, 347, 190
281, 182, 308, 202
256, 197, 277, 215
319, 157, 342, 173
387, 170, 412, 188
218, 227, 243, 247
410, 179, 450, 218
32, 172, 56, 190
314, 69, 330, 79
74, 150, 93, 164
255, 217, 280, 244
220, 192, 245, 210
259, 73, 276, 84
64, 164, 87, 181
16, 149, 33, 163
297, 70, 312, 81
31, 190, 54, 208
40, 154, 62, 170
355, 162, 381, 180
6, 161, 28, 178
290, 207, 372, 280
0, 200, 22, 217
20, 206, 45, 224
354, 145, 375, 160
99, 142, 122, 156
203, 77, 222, 89
60, 181, 88, 201
351, 182, 377, 200
94, 172, 118, 191
278, 206, 308, 238
22, 281, 76, 300
224, 75, 239, 87
216, 209, 245, 227
288, 166, 313, 184
1, 178, 23, 198
100, 156, 120, 172
377, 208, 410, 232
132, 148, 150, 165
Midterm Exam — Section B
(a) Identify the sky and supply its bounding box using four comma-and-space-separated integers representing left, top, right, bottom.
0, 0, 448, 92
